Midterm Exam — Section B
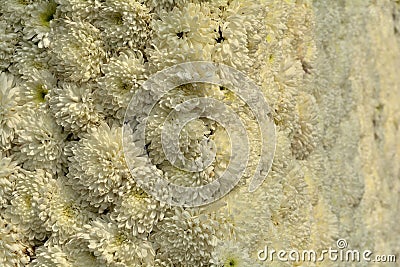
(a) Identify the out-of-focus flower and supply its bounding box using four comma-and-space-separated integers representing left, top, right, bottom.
0, 72, 21, 151
210, 241, 262, 267
291, 92, 319, 160
0, 0, 34, 30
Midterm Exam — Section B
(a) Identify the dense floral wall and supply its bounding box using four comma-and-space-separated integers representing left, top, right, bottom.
0, 0, 399, 266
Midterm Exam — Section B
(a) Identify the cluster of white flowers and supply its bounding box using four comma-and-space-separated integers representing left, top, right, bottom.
1, 0, 357, 266
0, 0, 318, 266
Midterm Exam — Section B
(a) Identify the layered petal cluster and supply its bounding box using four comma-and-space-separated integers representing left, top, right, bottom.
12, 108, 68, 174
49, 82, 103, 135
0, 72, 21, 151
152, 207, 232, 266
96, 50, 147, 122
67, 123, 145, 211
49, 18, 106, 82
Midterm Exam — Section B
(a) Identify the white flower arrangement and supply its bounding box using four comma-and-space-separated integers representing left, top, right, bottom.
1, 0, 398, 266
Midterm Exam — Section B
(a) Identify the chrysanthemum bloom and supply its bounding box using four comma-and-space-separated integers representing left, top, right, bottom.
38, 178, 97, 245
49, 18, 106, 82
144, 0, 188, 14
152, 207, 232, 266
0, 72, 21, 151
49, 82, 104, 135
143, 87, 220, 187
139, 82, 261, 191
0, 216, 33, 267
291, 92, 319, 160
96, 50, 147, 122
23, 0, 57, 48
32, 243, 101, 267
0, 153, 18, 208
54, 0, 102, 22
269, 162, 312, 249
4, 169, 54, 241
9, 40, 52, 76
110, 187, 167, 236
211, 0, 267, 73
95, 0, 152, 52
12, 108, 67, 174
0, 0, 35, 30
0, 21, 18, 71
67, 122, 146, 212
262, 56, 304, 131
80, 216, 155, 266
210, 241, 262, 267
19, 68, 56, 108
147, 3, 217, 71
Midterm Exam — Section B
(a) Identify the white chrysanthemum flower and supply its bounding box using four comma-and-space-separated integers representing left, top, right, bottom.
210, 241, 262, 267
4, 169, 53, 241
147, 3, 217, 71
291, 92, 319, 160
10, 40, 51, 76
49, 82, 103, 135
38, 178, 96, 245
141, 83, 261, 190
23, 0, 57, 48
54, 0, 102, 22
0, 0, 34, 30
19, 68, 57, 108
96, 50, 147, 121
0, 21, 18, 71
214, 0, 267, 73
261, 56, 303, 130
67, 122, 146, 211
32, 243, 100, 267
0, 216, 33, 267
271, 162, 312, 249
80, 216, 155, 266
111, 187, 166, 236
12, 108, 68, 174
144, 0, 188, 14
152, 207, 232, 266
0, 153, 18, 208
49, 18, 106, 82
95, 0, 152, 51
0, 72, 21, 151
31, 245, 71, 267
